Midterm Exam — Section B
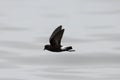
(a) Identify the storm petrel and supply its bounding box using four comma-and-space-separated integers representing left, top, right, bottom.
44, 25, 74, 52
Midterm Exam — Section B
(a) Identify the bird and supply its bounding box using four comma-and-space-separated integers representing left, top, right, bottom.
44, 25, 74, 52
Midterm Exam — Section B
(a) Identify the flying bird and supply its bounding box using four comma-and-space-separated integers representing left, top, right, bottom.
44, 25, 74, 52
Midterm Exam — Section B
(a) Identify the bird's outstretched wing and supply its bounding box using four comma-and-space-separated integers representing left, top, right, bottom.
49, 25, 62, 41
53, 29, 64, 47
49, 26, 64, 48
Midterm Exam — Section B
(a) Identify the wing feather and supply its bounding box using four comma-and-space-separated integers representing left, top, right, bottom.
49, 25, 62, 42
50, 29, 64, 48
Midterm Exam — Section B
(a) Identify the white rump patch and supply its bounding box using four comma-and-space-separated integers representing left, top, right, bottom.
61, 46, 67, 49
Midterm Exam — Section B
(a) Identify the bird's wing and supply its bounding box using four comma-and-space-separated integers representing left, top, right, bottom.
49, 25, 62, 42
50, 29, 64, 48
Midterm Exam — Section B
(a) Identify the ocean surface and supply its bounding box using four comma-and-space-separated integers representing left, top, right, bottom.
0, 0, 120, 80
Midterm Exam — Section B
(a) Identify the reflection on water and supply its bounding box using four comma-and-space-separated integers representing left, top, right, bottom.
5, 53, 120, 66
32, 65, 120, 80
3, 52, 120, 80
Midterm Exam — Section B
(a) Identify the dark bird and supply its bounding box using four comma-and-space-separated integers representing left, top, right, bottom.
44, 25, 74, 52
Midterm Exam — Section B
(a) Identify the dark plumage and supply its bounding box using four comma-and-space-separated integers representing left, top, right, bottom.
44, 25, 74, 52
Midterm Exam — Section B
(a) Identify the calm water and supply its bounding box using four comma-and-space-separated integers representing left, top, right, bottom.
0, 0, 120, 80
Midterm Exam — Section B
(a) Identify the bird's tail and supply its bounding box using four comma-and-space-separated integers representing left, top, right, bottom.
65, 46, 72, 51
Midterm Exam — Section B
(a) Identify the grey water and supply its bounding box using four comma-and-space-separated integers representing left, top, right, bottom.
0, 0, 120, 80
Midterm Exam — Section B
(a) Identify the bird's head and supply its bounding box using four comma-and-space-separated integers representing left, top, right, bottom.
44, 45, 50, 50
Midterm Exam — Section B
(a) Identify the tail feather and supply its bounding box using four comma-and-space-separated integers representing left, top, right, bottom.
65, 46, 72, 51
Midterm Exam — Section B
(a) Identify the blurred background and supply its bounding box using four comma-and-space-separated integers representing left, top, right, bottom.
0, 0, 120, 80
